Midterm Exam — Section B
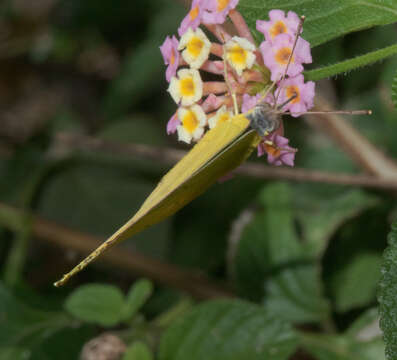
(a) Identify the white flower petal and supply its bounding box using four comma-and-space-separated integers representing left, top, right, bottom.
169, 69, 203, 106
177, 125, 192, 144
231, 36, 255, 51
168, 76, 181, 104
192, 126, 204, 141
208, 105, 233, 128
208, 116, 217, 129
179, 28, 211, 69
191, 104, 207, 126
225, 36, 256, 76
245, 51, 256, 70
178, 28, 194, 50
177, 104, 207, 143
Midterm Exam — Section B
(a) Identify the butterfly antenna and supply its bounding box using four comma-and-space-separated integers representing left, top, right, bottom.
276, 94, 297, 111
221, 34, 239, 115
275, 108, 372, 116
273, 15, 306, 108
297, 110, 372, 115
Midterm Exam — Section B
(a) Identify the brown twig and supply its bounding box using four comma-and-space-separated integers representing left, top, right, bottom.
306, 96, 397, 180
53, 132, 397, 191
0, 203, 234, 299
236, 163, 397, 191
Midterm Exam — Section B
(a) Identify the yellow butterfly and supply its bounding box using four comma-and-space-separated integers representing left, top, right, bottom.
54, 103, 281, 287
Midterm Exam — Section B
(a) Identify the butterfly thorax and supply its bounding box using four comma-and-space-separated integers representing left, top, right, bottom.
246, 103, 281, 137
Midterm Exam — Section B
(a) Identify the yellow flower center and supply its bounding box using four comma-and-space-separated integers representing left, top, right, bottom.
228, 44, 247, 66
180, 77, 195, 97
182, 110, 199, 133
189, 6, 199, 20
187, 37, 205, 58
217, 0, 229, 12
270, 21, 287, 39
285, 85, 300, 104
170, 49, 176, 65
264, 143, 281, 157
275, 47, 293, 65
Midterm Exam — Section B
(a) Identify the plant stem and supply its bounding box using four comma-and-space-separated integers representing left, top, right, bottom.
3, 215, 32, 286
0, 202, 235, 300
53, 132, 397, 191
306, 96, 397, 180
2, 163, 57, 287
304, 43, 397, 81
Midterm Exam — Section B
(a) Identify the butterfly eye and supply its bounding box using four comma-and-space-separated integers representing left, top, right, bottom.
246, 104, 280, 136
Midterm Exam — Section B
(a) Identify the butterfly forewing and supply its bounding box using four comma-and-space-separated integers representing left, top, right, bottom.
55, 113, 259, 286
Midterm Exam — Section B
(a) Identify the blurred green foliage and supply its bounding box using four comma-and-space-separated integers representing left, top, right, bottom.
379, 221, 397, 360
0, 0, 397, 359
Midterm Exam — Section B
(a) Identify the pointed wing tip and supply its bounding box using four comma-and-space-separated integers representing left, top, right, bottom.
54, 276, 67, 287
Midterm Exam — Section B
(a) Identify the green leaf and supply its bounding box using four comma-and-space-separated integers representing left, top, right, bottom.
378, 221, 397, 360
300, 332, 385, 360
37, 161, 172, 258
0, 348, 30, 360
302, 309, 384, 360
171, 176, 263, 270
0, 327, 95, 360
342, 85, 397, 155
346, 308, 381, 337
305, 44, 397, 81
64, 284, 125, 327
264, 263, 331, 324
100, 117, 169, 146
239, 0, 397, 47
234, 183, 330, 324
294, 186, 379, 256
102, 3, 185, 119
322, 204, 390, 312
31, 326, 94, 360
123, 342, 153, 360
122, 279, 153, 320
102, 42, 163, 119
332, 253, 382, 312
159, 299, 298, 360
0, 283, 75, 352
392, 68, 397, 109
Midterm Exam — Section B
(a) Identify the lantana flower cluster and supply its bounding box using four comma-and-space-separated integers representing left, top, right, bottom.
160, 0, 315, 166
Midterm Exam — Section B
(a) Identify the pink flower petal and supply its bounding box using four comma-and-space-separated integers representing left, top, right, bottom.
275, 74, 315, 117
256, 9, 300, 43
261, 133, 297, 166
260, 34, 307, 82
178, 0, 207, 36
201, 93, 224, 112
295, 37, 312, 64
280, 151, 295, 166
160, 35, 180, 82
241, 93, 261, 113
269, 9, 286, 21
167, 113, 180, 134
203, 0, 239, 24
